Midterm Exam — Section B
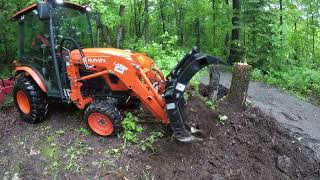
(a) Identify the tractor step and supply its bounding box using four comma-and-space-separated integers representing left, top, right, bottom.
164, 47, 221, 143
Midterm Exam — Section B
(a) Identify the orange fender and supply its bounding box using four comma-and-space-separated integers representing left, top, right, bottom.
15, 66, 47, 93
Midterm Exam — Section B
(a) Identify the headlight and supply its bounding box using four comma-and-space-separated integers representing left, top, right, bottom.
56, 0, 64, 4
85, 6, 92, 12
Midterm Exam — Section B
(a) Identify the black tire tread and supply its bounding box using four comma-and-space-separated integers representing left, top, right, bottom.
13, 74, 48, 124
84, 99, 123, 135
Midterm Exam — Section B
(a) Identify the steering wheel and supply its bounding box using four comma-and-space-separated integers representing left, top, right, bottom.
59, 37, 85, 61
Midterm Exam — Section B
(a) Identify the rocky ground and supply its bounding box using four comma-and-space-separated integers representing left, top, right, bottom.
0, 89, 319, 179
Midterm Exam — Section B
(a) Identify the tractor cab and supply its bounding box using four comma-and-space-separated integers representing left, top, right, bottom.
13, 0, 93, 98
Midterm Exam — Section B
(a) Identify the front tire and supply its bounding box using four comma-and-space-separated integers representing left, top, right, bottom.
84, 99, 123, 136
13, 74, 48, 124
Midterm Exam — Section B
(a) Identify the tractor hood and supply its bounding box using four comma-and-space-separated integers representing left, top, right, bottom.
70, 48, 134, 60
70, 48, 154, 69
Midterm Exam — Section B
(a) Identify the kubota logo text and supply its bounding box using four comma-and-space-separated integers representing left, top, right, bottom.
82, 57, 106, 69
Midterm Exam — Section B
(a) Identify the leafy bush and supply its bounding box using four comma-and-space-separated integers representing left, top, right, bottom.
0, 65, 12, 78
121, 112, 143, 143
265, 66, 320, 100
251, 68, 264, 81
124, 33, 186, 76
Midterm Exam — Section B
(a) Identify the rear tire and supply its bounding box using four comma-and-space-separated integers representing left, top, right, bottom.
13, 74, 48, 124
84, 99, 123, 136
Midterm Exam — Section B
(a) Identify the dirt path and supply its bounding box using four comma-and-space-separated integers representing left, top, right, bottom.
202, 72, 320, 159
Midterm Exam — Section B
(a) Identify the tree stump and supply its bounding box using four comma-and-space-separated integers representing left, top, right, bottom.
227, 63, 252, 108
208, 64, 220, 101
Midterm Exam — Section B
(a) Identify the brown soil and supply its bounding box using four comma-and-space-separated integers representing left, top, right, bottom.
0, 94, 319, 179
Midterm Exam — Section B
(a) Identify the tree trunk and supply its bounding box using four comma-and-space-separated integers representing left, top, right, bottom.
279, 0, 283, 26
279, 0, 283, 39
159, 0, 166, 34
212, 0, 216, 48
196, 17, 201, 49
224, 0, 231, 59
228, 0, 241, 65
227, 63, 252, 108
133, 0, 139, 38
208, 65, 220, 101
143, 0, 149, 43
312, 13, 315, 60
175, 2, 184, 46
105, 27, 112, 46
224, 33, 230, 58
116, 4, 125, 48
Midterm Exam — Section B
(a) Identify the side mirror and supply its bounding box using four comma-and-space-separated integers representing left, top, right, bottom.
37, 1, 50, 20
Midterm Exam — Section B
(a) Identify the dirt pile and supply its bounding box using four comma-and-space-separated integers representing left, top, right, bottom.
0, 95, 319, 179
118, 95, 320, 179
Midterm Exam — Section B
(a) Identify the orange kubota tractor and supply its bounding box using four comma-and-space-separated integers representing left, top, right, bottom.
10, 0, 220, 142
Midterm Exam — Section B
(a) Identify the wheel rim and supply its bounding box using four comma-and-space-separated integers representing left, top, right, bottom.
16, 90, 31, 114
88, 113, 114, 136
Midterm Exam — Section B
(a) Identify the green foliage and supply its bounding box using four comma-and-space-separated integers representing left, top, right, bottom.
0, 65, 13, 78
65, 140, 93, 172
265, 66, 320, 101
139, 131, 164, 152
218, 115, 228, 125
76, 127, 91, 136
205, 99, 218, 110
124, 33, 186, 76
1, 0, 320, 101
55, 129, 65, 136
39, 133, 60, 177
105, 148, 121, 158
121, 112, 143, 143
92, 159, 115, 169
251, 68, 264, 81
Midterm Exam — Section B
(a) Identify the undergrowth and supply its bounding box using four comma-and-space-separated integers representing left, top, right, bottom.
0, 65, 12, 78
121, 112, 164, 152
251, 66, 320, 103
121, 112, 143, 143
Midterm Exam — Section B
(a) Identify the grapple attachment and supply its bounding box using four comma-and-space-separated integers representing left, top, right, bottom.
164, 47, 221, 142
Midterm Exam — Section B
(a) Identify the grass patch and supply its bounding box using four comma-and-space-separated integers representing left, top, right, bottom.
40, 136, 60, 178
76, 127, 91, 136
65, 139, 93, 173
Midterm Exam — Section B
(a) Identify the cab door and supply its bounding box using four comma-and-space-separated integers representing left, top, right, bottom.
19, 10, 60, 97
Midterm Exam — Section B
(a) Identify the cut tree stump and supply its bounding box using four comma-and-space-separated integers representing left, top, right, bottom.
208, 64, 220, 101
227, 63, 252, 108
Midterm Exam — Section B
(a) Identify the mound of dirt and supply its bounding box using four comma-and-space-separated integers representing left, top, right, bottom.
118, 95, 320, 179
0, 94, 319, 179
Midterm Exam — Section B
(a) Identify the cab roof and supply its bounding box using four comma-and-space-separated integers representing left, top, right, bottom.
12, 2, 86, 21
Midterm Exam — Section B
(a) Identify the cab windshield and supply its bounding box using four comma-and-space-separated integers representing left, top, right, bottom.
52, 6, 93, 48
